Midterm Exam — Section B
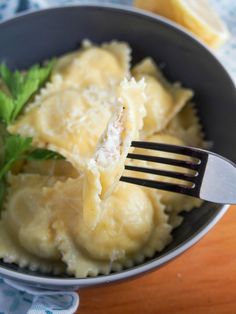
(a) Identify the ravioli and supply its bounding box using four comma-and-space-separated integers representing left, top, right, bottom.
0, 222, 65, 274
165, 102, 206, 148
0, 174, 65, 273
132, 58, 193, 137
8, 85, 112, 168
23, 160, 79, 178
53, 41, 131, 89
8, 78, 145, 172
90, 78, 146, 199
47, 180, 171, 277
3, 174, 61, 259
79, 79, 146, 227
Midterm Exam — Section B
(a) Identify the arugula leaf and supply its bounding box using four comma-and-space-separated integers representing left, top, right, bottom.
0, 60, 54, 124
0, 134, 32, 179
27, 148, 64, 160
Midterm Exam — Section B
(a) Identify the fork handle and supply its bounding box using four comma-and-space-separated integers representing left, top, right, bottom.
200, 154, 236, 204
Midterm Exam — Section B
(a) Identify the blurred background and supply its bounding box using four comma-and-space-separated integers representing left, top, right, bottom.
0, 0, 235, 82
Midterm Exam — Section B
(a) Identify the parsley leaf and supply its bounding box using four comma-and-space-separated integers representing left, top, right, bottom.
11, 61, 54, 120
26, 62, 55, 87
0, 91, 15, 124
0, 60, 54, 124
0, 134, 32, 210
0, 181, 5, 209
0, 134, 32, 179
27, 148, 64, 160
0, 64, 23, 98
11, 78, 39, 121
0, 134, 64, 180
0, 60, 63, 209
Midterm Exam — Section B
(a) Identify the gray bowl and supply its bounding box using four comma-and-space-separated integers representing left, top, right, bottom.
0, 4, 235, 291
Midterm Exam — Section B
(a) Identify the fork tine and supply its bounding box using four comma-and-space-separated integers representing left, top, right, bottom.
131, 141, 204, 159
124, 165, 198, 183
120, 176, 196, 196
127, 153, 200, 171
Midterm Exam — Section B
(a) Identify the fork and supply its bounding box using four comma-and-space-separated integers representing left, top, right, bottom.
120, 141, 236, 204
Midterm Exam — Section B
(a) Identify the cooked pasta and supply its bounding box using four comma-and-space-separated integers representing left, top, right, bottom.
0, 40, 205, 277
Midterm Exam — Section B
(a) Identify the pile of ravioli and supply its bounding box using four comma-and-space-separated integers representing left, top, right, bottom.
0, 41, 205, 277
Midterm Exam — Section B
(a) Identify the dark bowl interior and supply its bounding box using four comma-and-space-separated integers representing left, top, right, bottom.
0, 5, 235, 288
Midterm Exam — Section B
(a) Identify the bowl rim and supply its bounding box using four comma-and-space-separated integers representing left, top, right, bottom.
1, 2, 235, 87
0, 3, 233, 286
0, 205, 228, 285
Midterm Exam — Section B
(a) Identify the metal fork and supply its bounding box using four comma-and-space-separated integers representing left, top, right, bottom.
120, 141, 236, 204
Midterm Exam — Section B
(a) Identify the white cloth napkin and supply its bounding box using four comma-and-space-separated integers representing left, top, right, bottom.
0, 278, 79, 313
0, 0, 235, 313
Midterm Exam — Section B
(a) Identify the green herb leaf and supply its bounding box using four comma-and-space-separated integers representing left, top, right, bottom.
0, 60, 54, 124
11, 79, 39, 120
27, 148, 64, 160
0, 64, 24, 98
0, 180, 6, 210
0, 134, 32, 179
0, 60, 56, 209
26, 61, 55, 88
0, 91, 15, 124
